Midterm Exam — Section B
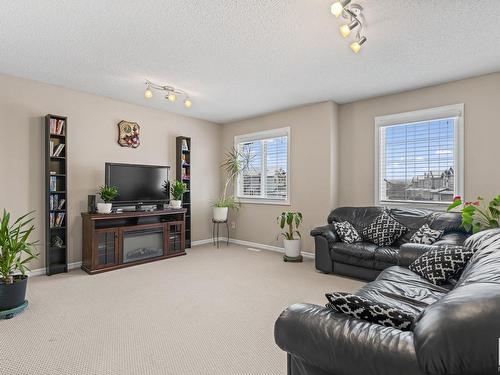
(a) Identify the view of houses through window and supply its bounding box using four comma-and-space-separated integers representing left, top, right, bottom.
379, 118, 457, 204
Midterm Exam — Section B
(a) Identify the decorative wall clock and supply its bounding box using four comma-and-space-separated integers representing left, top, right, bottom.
117, 120, 140, 148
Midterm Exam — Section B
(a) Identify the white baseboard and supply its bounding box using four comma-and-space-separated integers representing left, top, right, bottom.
192, 237, 315, 259
28, 261, 82, 277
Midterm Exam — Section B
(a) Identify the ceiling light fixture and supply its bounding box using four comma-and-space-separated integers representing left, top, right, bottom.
331, 0, 351, 18
339, 20, 359, 38
331, 2, 367, 53
144, 80, 192, 108
350, 36, 366, 53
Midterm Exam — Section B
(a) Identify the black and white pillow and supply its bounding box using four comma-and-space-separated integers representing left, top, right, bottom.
333, 221, 362, 244
410, 224, 443, 245
361, 212, 407, 246
409, 244, 475, 285
325, 292, 415, 331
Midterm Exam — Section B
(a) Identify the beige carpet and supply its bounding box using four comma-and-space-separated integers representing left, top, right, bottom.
0, 244, 364, 375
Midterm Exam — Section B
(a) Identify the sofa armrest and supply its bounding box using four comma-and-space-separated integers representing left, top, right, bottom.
274, 303, 420, 375
310, 225, 338, 244
398, 243, 437, 267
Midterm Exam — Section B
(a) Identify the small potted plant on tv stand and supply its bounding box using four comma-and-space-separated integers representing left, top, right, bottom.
277, 211, 303, 262
170, 180, 187, 209
97, 185, 119, 214
0, 210, 38, 319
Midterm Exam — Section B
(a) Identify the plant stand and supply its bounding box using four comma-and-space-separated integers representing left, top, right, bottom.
283, 254, 303, 262
0, 300, 28, 320
212, 219, 229, 248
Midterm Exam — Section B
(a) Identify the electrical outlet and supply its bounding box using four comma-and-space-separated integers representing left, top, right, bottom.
231, 222, 236, 229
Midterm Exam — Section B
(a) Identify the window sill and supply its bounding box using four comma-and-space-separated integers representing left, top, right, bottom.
378, 200, 452, 212
237, 198, 291, 206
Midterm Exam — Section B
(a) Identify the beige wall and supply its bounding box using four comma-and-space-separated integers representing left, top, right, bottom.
221, 102, 339, 252
0, 74, 221, 270
338, 72, 500, 206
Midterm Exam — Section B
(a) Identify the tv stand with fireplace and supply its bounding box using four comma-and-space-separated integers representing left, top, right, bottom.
81, 208, 186, 274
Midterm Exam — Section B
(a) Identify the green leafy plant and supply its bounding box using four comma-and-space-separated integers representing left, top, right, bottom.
170, 180, 187, 201
215, 146, 253, 209
98, 185, 119, 203
277, 212, 303, 240
447, 195, 500, 233
212, 196, 240, 210
0, 210, 38, 284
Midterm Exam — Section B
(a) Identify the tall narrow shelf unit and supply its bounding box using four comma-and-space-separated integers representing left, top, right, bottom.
45, 114, 68, 275
176, 136, 191, 248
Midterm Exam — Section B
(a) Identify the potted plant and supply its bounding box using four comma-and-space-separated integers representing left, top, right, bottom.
277, 212, 303, 260
170, 180, 187, 209
448, 195, 500, 233
0, 210, 38, 312
97, 185, 119, 213
213, 147, 252, 221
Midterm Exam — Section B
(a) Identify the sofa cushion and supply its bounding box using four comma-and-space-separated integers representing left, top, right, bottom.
356, 266, 449, 315
409, 244, 475, 285
410, 224, 443, 245
388, 208, 434, 245
332, 221, 362, 244
374, 246, 399, 265
325, 292, 415, 331
361, 212, 407, 246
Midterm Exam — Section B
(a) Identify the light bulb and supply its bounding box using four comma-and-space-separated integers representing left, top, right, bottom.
330, 0, 350, 18
350, 36, 366, 53
339, 20, 358, 38
167, 92, 177, 102
144, 86, 153, 99
339, 24, 351, 38
184, 98, 192, 108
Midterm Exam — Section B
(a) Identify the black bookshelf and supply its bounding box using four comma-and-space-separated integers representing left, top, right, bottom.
45, 114, 68, 275
176, 136, 191, 248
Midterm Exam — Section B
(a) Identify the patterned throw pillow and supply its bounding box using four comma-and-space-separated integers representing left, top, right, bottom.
361, 212, 407, 246
409, 244, 475, 285
332, 221, 362, 244
325, 292, 415, 331
410, 224, 443, 245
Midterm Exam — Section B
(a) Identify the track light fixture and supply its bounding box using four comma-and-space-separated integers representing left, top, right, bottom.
331, 0, 351, 18
330, 2, 367, 53
144, 80, 193, 108
350, 36, 366, 53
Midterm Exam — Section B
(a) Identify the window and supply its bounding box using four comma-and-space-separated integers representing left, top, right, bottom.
235, 127, 290, 204
375, 104, 464, 206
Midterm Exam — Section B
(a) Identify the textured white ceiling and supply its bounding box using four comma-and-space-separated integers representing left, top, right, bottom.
1, 1, 500, 123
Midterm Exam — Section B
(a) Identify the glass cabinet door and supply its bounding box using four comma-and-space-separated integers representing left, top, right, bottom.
95, 229, 118, 268
167, 222, 184, 255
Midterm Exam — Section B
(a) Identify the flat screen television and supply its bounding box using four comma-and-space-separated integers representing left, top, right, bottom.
105, 163, 170, 206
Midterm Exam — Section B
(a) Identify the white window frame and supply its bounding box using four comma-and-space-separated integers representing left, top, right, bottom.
374, 103, 464, 208
234, 127, 291, 205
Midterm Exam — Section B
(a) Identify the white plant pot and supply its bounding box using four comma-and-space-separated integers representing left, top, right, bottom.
97, 203, 112, 214
283, 239, 301, 258
171, 200, 182, 209
213, 207, 228, 221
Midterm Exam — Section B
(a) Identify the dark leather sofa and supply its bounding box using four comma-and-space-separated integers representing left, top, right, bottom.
311, 206, 468, 281
275, 228, 500, 375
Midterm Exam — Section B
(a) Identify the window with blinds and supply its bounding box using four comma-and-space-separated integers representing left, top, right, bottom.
376, 104, 463, 205
235, 128, 289, 203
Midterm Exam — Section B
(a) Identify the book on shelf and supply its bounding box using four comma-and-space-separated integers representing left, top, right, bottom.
50, 194, 60, 210
50, 176, 57, 192
52, 143, 65, 157
50, 141, 55, 157
55, 212, 65, 227
49, 212, 55, 228
57, 198, 66, 210
49, 118, 65, 135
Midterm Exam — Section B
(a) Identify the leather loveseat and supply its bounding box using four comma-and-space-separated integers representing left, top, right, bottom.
275, 228, 500, 375
311, 206, 468, 281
